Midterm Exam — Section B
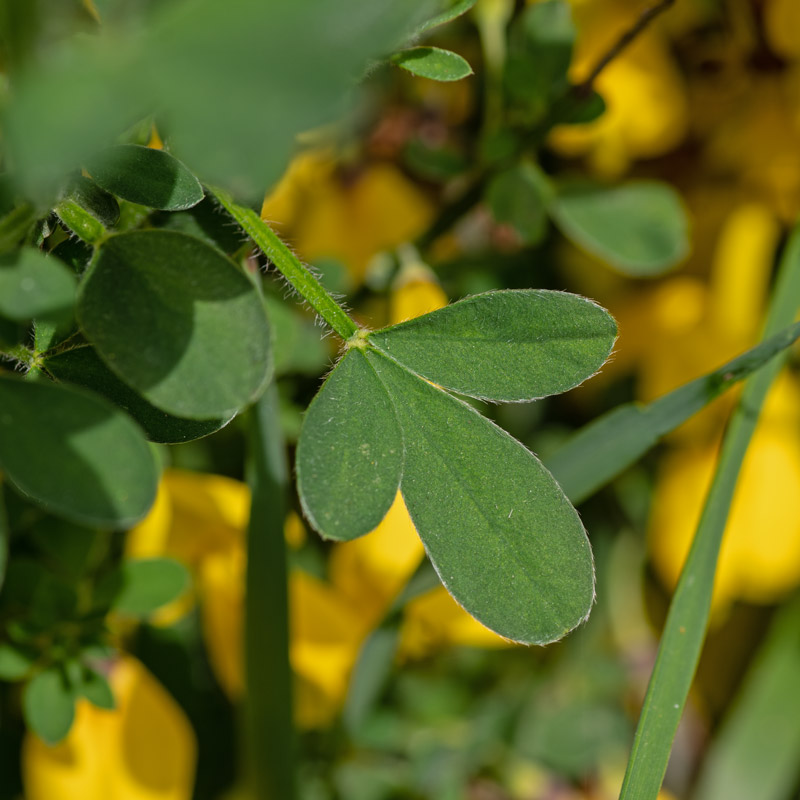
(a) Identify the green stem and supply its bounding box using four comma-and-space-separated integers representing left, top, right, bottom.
212, 188, 359, 341
618, 227, 800, 800
245, 381, 296, 800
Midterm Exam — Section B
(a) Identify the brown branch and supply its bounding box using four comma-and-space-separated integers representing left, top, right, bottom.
577, 0, 676, 94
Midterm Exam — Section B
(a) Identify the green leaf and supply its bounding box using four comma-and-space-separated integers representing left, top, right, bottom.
54, 175, 120, 239
77, 667, 116, 710
415, 0, 476, 34
86, 145, 204, 211
505, 0, 575, 121
0, 488, 7, 592
391, 47, 473, 81
264, 295, 329, 377
692, 594, 800, 800
23, 667, 75, 745
366, 349, 594, 644
369, 290, 616, 402
0, 642, 34, 680
297, 348, 404, 541
77, 230, 272, 419
486, 164, 549, 245
549, 180, 689, 276
0, 204, 38, 254
0, 248, 77, 322
44, 346, 233, 444
547, 321, 800, 504
0, 375, 159, 527
97, 558, 190, 617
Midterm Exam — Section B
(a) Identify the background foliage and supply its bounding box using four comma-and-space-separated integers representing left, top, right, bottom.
1, 0, 800, 799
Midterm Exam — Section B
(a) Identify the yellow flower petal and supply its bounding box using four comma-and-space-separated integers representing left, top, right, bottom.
765, 0, 800, 61
23, 657, 196, 800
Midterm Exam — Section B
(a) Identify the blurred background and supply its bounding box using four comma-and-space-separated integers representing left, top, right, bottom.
2, 0, 800, 798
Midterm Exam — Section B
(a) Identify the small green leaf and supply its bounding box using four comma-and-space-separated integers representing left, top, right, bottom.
0, 642, 34, 680
505, 0, 575, 121
0, 248, 77, 322
297, 348, 404, 541
486, 163, 549, 245
77, 230, 272, 419
97, 558, 190, 617
550, 180, 690, 276
86, 144, 204, 211
54, 175, 120, 242
392, 47, 473, 81
44, 346, 233, 444
416, 0, 477, 34
78, 668, 116, 710
23, 667, 75, 745
369, 290, 616, 402
366, 350, 594, 644
0, 375, 159, 527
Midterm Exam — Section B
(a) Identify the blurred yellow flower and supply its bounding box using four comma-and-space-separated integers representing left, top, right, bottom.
261, 153, 434, 283
549, 0, 688, 176
23, 656, 196, 800
638, 203, 800, 614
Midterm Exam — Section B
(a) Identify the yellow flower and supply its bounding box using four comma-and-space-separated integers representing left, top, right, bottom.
23, 656, 196, 800
261, 154, 434, 283
548, 0, 688, 176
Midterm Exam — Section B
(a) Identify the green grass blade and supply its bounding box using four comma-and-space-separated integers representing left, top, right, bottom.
245, 382, 296, 800
547, 321, 800, 505
618, 227, 800, 800
691, 593, 800, 800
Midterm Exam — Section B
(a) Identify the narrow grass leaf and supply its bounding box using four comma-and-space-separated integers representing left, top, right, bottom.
369, 290, 616, 402
547, 321, 800, 504
297, 349, 404, 541
0, 375, 159, 527
367, 349, 594, 644
692, 593, 800, 800
392, 47, 473, 81
618, 225, 800, 799
0, 248, 76, 322
78, 230, 272, 419
23, 668, 75, 745
550, 180, 689, 276
86, 145, 204, 211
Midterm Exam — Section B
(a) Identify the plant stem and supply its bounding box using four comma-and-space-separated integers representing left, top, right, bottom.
245, 381, 296, 800
212, 188, 359, 341
618, 227, 800, 800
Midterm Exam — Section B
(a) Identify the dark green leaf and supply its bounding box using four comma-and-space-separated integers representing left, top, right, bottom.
392, 47, 473, 81
366, 350, 594, 644
0, 558, 77, 629
546, 321, 800, 504
31, 517, 98, 579
0, 642, 34, 680
486, 163, 549, 244
50, 237, 94, 274
0, 204, 39, 254
0, 247, 77, 321
45, 346, 233, 444
550, 180, 689, 276
153, 196, 247, 255
77, 667, 116, 710
505, 1, 575, 121
0, 375, 159, 527
0, 488, 7, 592
97, 558, 190, 617
416, 0, 476, 34
369, 290, 616, 402
77, 230, 272, 419
297, 348, 404, 541
58, 175, 120, 228
23, 667, 75, 745
86, 145, 204, 211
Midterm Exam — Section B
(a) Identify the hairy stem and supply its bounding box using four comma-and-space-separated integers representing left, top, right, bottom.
212, 188, 359, 341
